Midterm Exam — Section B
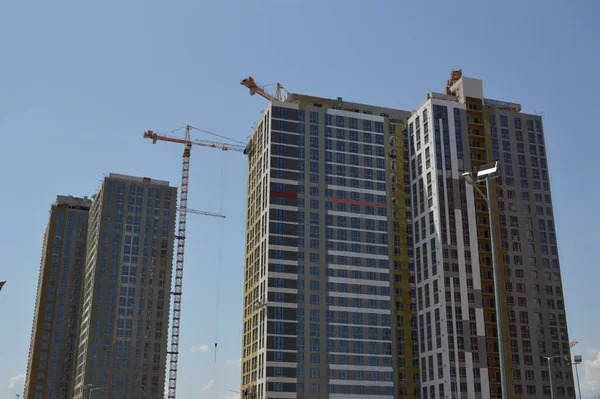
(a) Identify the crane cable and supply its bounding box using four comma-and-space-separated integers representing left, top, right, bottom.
154, 125, 245, 146
214, 156, 227, 362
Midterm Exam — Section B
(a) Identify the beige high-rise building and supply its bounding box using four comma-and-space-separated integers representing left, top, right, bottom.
24, 195, 92, 399
240, 95, 419, 399
72, 174, 177, 399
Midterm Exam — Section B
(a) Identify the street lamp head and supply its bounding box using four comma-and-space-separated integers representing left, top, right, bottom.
476, 161, 500, 181
461, 172, 477, 186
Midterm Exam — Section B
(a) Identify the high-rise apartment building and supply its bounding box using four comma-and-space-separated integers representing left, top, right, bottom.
241, 95, 419, 398
72, 174, 177, 399
240, 71, 574, 399
25, 195, 92, 399
409, 71, 574, 398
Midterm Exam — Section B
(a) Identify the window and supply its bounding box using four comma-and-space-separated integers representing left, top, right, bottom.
518, 297, 527, 307
514, 118, 522, 129
310, 112, 319, 124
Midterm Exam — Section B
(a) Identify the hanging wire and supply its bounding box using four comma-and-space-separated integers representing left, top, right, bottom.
214, 156, 227, 362
168, 125, 188, 134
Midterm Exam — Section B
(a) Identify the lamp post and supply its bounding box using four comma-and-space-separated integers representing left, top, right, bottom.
462, 161, 508, 399
543, 355, 563, 399
573, 355, 583, 399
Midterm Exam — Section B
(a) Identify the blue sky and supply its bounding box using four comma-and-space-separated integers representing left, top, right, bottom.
1, 0, 599, 398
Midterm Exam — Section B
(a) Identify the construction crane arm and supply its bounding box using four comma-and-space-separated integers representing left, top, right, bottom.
144, 131, 247, 153
187, 208, 226, 218
240, 76, 287, 102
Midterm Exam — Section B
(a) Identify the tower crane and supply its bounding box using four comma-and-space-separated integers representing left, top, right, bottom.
240, 76, 287, 102
143, 125, 245, 399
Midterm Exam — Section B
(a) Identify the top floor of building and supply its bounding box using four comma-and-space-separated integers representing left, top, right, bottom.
54, 195, 92, 211
107, 173, 170, 187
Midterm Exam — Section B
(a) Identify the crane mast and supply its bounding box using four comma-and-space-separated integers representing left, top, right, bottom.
168, 125, 191, 399
143, 125, 244, 399
141, 75, 281, 399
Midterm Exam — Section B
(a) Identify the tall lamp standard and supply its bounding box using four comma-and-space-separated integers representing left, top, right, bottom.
542, 355, 565, 399
573, 355, 583, 399
462, 161, 508, 399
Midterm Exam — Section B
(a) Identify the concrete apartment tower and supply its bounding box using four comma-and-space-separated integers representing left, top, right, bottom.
72, 174, 177, 399
240, 95, 420, 398
408, 71, 574, 398
24, 195, 92, 399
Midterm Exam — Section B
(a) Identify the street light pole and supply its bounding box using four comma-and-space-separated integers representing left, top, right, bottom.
543, 355, 566, 399
484, 175, 508, 399
462, 162, 508, 399
573, 355, 583, 399
574, 363, 581, 399
543, 356, 560, 399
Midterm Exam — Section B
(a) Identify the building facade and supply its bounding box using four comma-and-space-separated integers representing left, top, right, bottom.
408, 87, 491, 399
408, 71, 574, 398
72, 174, 177, 399
240, 71, 574, 399
24, 195, 92, 399
241, 95, 419, 398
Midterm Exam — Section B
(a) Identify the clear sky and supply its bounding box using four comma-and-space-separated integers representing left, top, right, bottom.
1, 1, 599, 398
